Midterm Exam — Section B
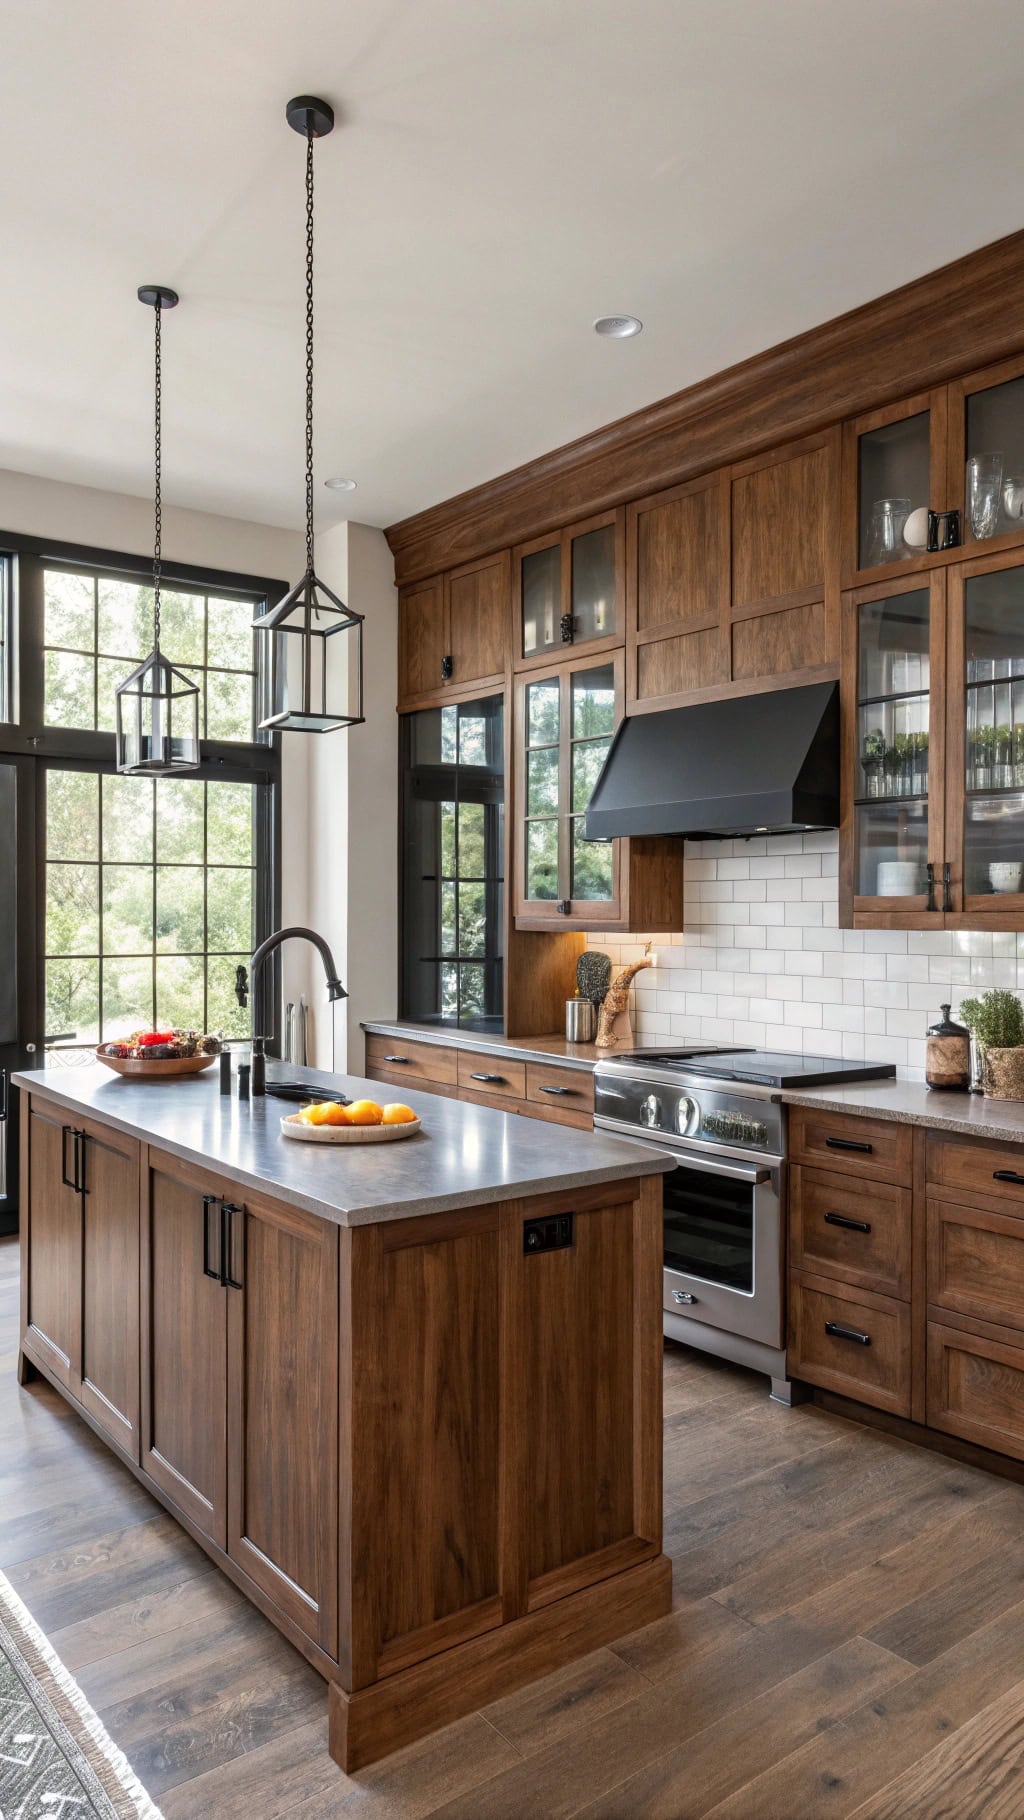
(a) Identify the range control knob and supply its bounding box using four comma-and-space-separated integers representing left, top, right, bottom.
640, 1093, 662, 1129
675, 1094, 698, 1137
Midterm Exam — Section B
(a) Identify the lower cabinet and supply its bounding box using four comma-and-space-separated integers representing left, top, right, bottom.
365, 1032, 595, 1128
788, 1271, 911, 1417
927, 1319, 1024, 1457
141, 1148, 339, 1656
22, 1099, 140, 1456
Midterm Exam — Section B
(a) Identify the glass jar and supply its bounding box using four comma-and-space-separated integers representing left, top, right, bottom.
926, 1004, 970, 1092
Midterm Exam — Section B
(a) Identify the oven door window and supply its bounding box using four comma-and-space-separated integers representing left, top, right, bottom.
663, 1163, 754, 1294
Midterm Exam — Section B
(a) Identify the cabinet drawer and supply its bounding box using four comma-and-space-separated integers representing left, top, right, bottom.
790, 1166, 911, 1299
928, 1135, 1024, 1208
928, 1319, 1024, 1461
364, 1034, 457, 1086
525, 1062, 595, 1119
789, 1271, 911, 1416
928, 1197, 1024, 1335
788, 1106, 912, 1186
457, 1053, 527, 1100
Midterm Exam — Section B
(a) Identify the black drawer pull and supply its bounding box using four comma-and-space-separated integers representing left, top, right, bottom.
993, 1170, 1024, 1186
383, 1054, 410, 1064
470, 1072, 507, 1084
61, 1124, 77, 1190
825, 1136, 874, 1154
824, 1211, 872, 1234
202, 1195, 221, 1281
540, 1083, 573, 1095
825, 1320, 871, 1346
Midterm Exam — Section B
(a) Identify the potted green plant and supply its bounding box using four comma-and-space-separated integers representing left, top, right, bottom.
912, 729, 929, 796
861, 728, 886, 799
959, 990, 1024, 1099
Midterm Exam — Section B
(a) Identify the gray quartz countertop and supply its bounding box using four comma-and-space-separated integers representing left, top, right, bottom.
361, 1020, 664, 1071
12, 1060, 671, 1228
782, 1077, 1024, 1146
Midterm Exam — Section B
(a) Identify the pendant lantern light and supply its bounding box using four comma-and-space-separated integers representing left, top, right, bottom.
254, 96, 364, 733
115, 287, 201, 775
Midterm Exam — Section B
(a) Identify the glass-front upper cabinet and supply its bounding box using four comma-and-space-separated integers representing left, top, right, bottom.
946, 550, 1024, 921
514, 509, 623, 671
842, 574, 947, 926
844, 390, 951, 585
948, 354, 1024, 561
515, 651, 622, 926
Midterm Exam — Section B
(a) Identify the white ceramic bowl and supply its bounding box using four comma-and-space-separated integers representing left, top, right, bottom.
876, 861, 923, 897
989, 862, 1022, 894
280, 1113, 422, 1144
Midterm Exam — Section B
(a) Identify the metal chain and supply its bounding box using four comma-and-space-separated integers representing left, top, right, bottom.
153, 297, 163, 647
304, 126, 315, 573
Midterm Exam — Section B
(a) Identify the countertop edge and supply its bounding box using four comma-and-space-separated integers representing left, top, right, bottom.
361, 1020, 636, 1071
12, 1069, 673, 1227
781, 1082, 1024, 1146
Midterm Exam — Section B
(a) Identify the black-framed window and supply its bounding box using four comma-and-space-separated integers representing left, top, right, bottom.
400, 696, 504, 1030
0, 530, 285, 1057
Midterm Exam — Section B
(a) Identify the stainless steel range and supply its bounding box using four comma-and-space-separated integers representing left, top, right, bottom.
594, 1046, 896, 1403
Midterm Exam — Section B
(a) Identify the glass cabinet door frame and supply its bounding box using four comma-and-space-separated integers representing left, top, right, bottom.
512, 507, 625, 675
948, 350, 1024, 567
841, 388, 951, 590
945, 544, 1024, 925
840, 570, 948, 928
514, 647, 624, 928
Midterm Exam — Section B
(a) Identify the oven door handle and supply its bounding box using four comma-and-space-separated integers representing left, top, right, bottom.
672, 1152, 771, 1185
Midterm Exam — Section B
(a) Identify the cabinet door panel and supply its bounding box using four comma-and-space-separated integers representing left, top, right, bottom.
946, 547, 1024, 922
843, 390, 950, 586
80, 1124, 140, 1456
398, 577, 446, 704
928, 1320, 1024, 1460
227, 1198, 339, 1656
141, 1156, 228, 1546
731, 598, 828, 682
636, 625, 724, 703
949, 352, 1024, 562
447, 552, 509, 689
23, 1103, 81, 1394
731, 435, 835, 610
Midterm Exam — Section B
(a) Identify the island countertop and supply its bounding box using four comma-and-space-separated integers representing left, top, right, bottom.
12, 1059, 671, 1228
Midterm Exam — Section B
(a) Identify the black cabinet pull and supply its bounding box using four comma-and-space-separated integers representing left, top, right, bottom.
383, 1054, 409, 1064
0, 1068, 7, 1123
470, 1072, 507, 1084
540, 1083, 573, 1096
925, 863, 937, 913
825, 1136, 873, 1154
993, 1170, 1024, 1186
221, 1203, 243, 1290
556, 900, 572, 916
824, 1211, 872, 1234
440, 654, 453, 681
75, 1131, 88, 1196
825, 1320, 871, 1346
61, 1125, 76, 1190
942, 861, 953, 913
202, 1195, 221, 1280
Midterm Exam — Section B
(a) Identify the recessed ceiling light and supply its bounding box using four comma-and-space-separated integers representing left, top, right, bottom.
593, 315, 643, 338
324, 476, 357, 491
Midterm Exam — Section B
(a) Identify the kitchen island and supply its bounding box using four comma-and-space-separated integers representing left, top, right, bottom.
13, 1061, 673, 1771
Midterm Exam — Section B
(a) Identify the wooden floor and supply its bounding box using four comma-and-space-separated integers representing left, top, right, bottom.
6, 1235, 1024, 1817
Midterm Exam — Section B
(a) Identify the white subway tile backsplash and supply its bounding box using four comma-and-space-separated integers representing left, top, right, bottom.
586, 832, 1024, 1081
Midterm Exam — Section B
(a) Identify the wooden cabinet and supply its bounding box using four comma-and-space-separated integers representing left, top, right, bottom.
365, 1033, 597, 1129
398, 554, 509, 708
927, 1319, 1024, 1459
626, 471, 728, 711
20, 1097, 140, 1457
789, 1165, 912, 1299
841, 544, 1024, 927
728, 430, 840, 687
141, 1147, 339, 1652
514, 648, 683, 931
514, 510, 624, 671
789, 1271, 911, 1417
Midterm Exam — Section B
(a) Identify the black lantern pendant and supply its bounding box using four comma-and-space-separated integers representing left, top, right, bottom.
254, 96, 364, 733
115, 286, 201, 775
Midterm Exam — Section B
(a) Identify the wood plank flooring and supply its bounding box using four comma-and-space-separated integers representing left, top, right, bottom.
5, 1232, 1024, 1816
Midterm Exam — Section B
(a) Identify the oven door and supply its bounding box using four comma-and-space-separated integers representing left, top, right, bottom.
662, 1150, 784, 1348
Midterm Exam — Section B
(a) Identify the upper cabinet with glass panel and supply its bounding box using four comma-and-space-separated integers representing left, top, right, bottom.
946, 549, 1024, 922
949, 355, 1024, 562
514, 509, 624, 670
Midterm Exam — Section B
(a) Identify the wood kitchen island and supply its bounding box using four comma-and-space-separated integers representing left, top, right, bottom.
13, 1061, 672, 1771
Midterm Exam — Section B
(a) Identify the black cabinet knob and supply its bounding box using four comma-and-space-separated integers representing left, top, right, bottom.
440, 654, 453, 681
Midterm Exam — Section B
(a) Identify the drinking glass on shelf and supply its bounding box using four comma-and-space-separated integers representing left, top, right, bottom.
966, 452, 1003, 540
867, 497, 911, 566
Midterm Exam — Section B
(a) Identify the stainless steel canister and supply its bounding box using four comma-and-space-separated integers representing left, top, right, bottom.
565, 998, 598, 1043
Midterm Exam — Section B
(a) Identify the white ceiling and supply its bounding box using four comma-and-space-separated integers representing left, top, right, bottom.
3, 0, 1024, 536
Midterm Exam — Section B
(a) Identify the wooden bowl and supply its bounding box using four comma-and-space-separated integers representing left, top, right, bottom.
96, 1046, 219, 1078
280, 1113, 422, 1144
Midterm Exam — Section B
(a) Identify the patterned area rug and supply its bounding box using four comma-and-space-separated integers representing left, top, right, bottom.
0, 1567, 163, 1819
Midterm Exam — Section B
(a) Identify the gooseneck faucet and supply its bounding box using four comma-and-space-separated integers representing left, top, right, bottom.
236, 927, 347, 1093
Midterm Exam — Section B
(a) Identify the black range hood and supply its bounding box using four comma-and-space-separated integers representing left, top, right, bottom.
585, 680, 839, 841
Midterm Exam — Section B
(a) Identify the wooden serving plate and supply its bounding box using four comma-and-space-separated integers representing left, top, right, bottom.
281, 1113, 422, 1144
96, 1047, 219, 1078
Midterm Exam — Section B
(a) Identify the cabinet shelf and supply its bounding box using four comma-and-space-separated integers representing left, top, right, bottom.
854, 793, 929, 809
858, 688, 930, 709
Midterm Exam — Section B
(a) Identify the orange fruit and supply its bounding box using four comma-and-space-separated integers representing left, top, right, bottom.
318, 1101, 351, 1126
346, 1098, 383, 1126
307, 1101, 338, 1126
296, 1104, 319, 1124
382, 1103, 417, 1125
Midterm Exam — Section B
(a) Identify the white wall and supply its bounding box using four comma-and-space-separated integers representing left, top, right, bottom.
586, 829, 1024, 1080
302, 519, 398, 1071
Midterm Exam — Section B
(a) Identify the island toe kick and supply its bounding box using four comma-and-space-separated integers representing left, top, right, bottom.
15, 1076, 671, 1771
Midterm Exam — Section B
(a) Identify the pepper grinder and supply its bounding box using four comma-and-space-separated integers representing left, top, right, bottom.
251, 1035, 266, 1097
925, 1003, 970, 1091
237, 1061, 251, 1102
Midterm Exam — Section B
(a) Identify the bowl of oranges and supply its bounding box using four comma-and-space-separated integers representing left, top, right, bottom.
280, 1098, 421, 1144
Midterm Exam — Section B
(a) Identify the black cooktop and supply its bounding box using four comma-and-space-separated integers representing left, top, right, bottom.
618, 1046, 897, 1089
